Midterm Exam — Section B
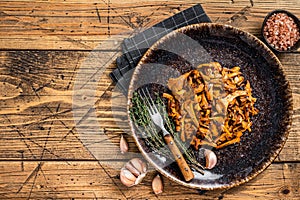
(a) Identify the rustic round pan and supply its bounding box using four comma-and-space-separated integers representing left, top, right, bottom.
127, 23, 292, 190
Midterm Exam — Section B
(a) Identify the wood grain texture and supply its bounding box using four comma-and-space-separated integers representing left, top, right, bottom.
0, 0, 299, 50
0, 0, 299, 199
164, 134, 194, 182
0, 161, 298, 199
0, 51, 298, 161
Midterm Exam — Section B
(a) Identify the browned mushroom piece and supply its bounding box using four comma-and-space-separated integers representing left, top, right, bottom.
163, 62, 259, 150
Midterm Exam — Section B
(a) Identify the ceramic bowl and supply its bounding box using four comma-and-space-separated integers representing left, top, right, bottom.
127, 23, 293, 190
261, 9, 300, 53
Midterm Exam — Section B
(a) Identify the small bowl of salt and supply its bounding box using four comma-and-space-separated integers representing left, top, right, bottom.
261, 9, 300, 53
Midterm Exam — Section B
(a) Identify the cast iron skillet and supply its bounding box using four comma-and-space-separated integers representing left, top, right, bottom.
127, 23, 293, 190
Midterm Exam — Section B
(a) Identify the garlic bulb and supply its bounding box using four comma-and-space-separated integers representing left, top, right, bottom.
120, 158, 148, 187
120, 134, 128, 154
204, 149, 217, 169
152, 174, 163, 195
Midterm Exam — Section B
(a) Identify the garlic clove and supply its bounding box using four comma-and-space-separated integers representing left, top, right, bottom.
120, 134, 128, 154
204, 149, 217, 169
119, 158, 148, 187
141, 162, 147, 173
152, 174, 163, 195
122, 168, 136, 182
120, 168, 135, 187
130, 158, 148, 174
125, 161, 140, 177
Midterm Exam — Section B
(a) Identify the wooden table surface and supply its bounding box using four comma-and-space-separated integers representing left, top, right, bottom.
0, 0, 299, 199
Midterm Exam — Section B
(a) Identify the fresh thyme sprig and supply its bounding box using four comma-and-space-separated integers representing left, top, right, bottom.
129, 92, 170, 157
155, 94, 205, 171
130, 91, 204, 173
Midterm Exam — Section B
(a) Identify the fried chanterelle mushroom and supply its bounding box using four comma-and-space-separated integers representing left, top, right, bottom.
164, 62, 259, 150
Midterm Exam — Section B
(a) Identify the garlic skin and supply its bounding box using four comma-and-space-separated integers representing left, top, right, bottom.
120, 134, 128, 154
120, 168, 135, 187
152, 174, 163, 195
204, 149, 217, 169
120, 158, 148, 187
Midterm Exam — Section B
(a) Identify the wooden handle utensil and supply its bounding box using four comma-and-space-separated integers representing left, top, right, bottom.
138, 88, 194, 182
164, 134, 194, 182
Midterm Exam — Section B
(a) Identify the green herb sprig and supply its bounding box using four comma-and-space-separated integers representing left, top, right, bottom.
156, 94, 205, 172
129, 92, 170, 157
129, 91, 204, 174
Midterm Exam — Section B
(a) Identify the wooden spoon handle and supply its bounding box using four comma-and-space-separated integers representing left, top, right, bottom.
164, 134, 194, 182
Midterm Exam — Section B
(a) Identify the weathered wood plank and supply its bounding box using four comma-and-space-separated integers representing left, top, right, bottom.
0, 161, 298, 199
0, 1, 299, 199
0, 49, 140, 160
0, 0, 299, 50
0, 51, 299, 161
